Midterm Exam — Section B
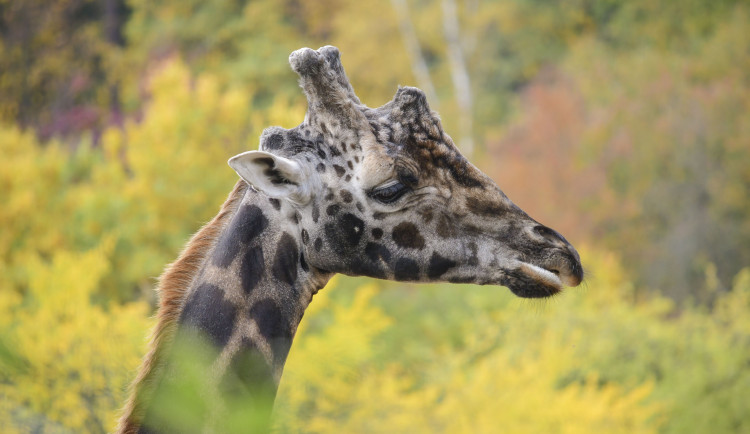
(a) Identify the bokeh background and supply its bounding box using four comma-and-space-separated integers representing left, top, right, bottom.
1, 0, 749, 432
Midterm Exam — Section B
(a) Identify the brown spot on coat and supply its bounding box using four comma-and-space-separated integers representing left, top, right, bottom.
327, 204, 340, 216
394, 258, 420, 281
392, 222, 425, 249
427, 252, 456, 279
272, 233, 299, 285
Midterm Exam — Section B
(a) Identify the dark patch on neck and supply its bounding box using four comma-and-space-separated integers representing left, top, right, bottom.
213, 204, 268, 268
316, 162, 326, 173
240, 246, 264, 295
249, 299, 294, 367
427, 252, 457, 279
268, 198, 281, 211
301, 229, 309, 244
340, 189, 353, 203
392, 222, 425, 249
372, 228, 383, 239
179, 283, 237, 348
272, 232, 299, 285
394, 258, 420, 281
314, 237, 323, 252
218, 337, 277, 432
333, 165, 346, 177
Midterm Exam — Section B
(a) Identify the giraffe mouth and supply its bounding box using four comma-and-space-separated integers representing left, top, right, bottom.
502, 262, 565, 298
519, 263, 564, 290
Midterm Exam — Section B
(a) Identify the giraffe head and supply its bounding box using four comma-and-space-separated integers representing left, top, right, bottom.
229, 46, 583, 298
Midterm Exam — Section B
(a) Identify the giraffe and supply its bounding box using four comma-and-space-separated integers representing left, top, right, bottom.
117, 46, 583, 433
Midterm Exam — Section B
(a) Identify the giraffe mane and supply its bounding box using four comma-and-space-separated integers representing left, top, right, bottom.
116, 180, 249, 434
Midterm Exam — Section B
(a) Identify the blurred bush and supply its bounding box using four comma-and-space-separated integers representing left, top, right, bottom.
274, 252, 750, 433
0, 240, 151, 432
485, 6, 750, 301
1, 2, 749, 431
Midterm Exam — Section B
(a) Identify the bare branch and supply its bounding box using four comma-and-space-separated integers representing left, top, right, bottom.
441, 0, 474, 157
390, 0, 440, 110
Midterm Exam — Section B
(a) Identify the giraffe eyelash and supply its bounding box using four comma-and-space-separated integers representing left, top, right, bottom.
369, 181, 410, 204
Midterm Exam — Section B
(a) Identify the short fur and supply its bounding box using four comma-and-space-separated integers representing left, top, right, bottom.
116, 180, 248, 433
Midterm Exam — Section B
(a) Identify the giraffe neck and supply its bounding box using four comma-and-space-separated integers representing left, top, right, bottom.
140, 186, 331, 432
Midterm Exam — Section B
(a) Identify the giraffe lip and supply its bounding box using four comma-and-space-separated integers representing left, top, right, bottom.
518, 263, 564, 291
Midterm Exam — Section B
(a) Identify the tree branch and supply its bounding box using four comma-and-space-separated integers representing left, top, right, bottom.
390, 0, 440, 109
441, 0, 474, 157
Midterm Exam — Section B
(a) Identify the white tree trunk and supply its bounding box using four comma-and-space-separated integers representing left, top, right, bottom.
441, 0, 474, 157
390, 0, 440, 109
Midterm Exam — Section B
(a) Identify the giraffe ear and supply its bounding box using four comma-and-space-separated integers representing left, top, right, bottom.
228, 151, 312, 205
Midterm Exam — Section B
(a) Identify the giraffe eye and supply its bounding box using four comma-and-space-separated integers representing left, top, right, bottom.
370, 182, 409, 204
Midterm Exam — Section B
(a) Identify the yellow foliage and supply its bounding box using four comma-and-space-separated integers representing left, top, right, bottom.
1, 55, 748, 433
274, 264, 662, 433
0, 240, 152, 433
431, 335, 659, 434
276, 282, 438, 433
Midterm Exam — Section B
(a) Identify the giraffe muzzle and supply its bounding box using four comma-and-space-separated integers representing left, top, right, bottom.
519, 247, 583, 287
502, 245, 583, 298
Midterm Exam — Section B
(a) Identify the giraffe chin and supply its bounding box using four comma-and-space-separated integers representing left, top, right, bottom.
504, 263, 564, 299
